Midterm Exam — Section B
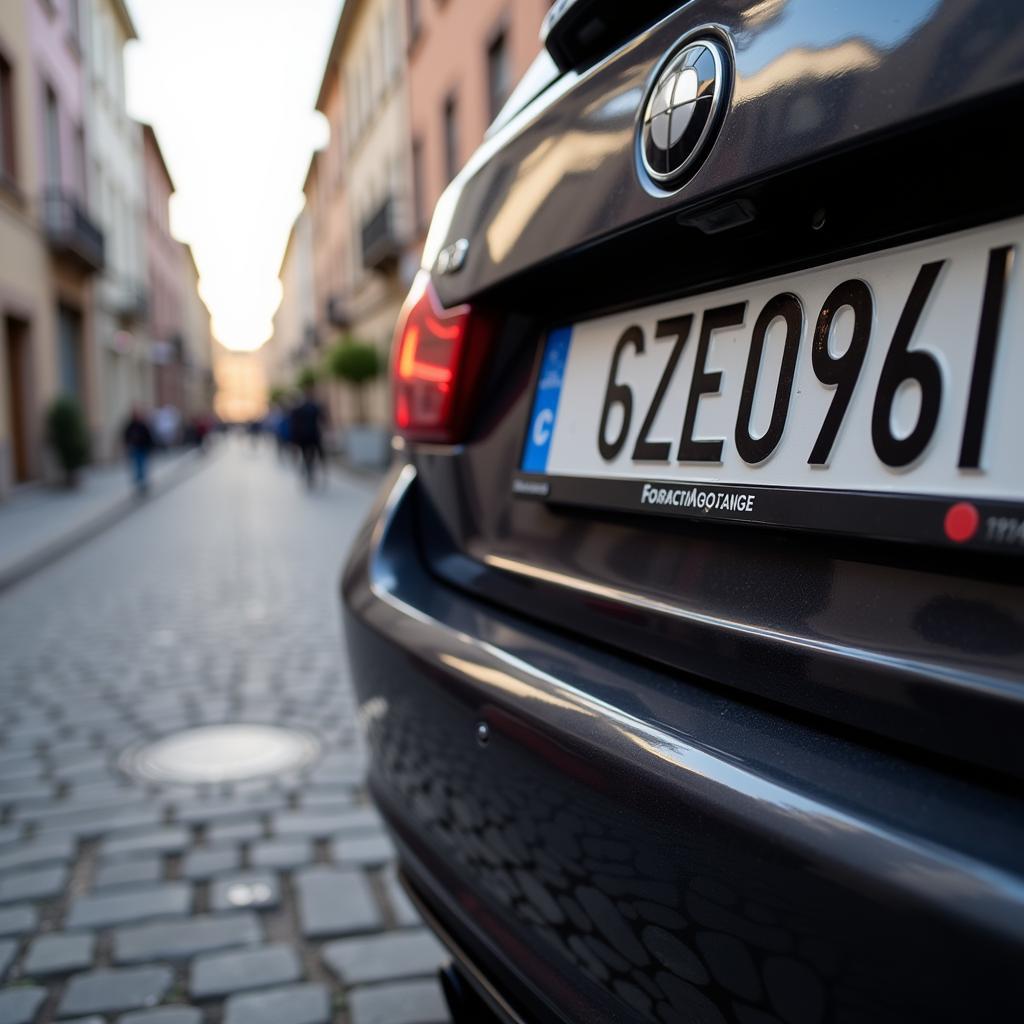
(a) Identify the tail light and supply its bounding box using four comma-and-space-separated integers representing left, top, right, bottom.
392, 271, 492, 443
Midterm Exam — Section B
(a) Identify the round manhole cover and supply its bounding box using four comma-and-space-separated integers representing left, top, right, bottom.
224, 881, 274, 907
122, 724, 320, 784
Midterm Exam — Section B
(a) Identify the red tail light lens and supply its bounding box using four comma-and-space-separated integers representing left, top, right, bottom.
392, 271, 491, 443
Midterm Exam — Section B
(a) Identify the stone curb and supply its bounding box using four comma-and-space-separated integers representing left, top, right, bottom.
0, 445, 219, 595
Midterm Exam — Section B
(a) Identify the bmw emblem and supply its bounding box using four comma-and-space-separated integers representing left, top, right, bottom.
640, 37, 730, 188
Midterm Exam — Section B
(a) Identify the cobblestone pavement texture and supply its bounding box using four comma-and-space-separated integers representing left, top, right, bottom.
0, 442, 453, 1023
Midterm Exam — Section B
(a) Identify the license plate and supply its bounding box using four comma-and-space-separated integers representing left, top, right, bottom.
515, 218, 1024, 553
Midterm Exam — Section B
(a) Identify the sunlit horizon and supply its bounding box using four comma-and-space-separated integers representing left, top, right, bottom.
125, 0, 341, 352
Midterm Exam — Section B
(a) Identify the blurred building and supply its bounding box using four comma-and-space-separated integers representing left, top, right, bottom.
0, 0, 105, 496
213, 341, 266, 424
141, 123, 185, 421
403, 0, 549, 266
306, 122, 340, 365
83, 0, 149, 460
267, 204, 316, 393
309, 0, 410, 426
1, 5, 214, 495
269, 0, 547, 437
179, 243, 215, 419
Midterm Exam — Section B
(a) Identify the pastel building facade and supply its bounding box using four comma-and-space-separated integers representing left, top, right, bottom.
0, 0, 104, 495
268, 202, 316, 391
270, 0, 548, 437
404, 0, 549, 267
141, 123, 184, 419
179, 243, 214, 419
311, 0, 409, 426
83, 0, 148, 459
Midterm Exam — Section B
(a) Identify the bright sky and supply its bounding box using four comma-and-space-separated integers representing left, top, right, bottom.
124, 0, 341, 351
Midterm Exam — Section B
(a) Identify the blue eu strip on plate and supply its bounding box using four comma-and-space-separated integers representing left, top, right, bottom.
521, 326, 573, 474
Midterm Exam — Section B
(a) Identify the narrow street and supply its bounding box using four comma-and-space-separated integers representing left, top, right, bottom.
0, 441, 451, 1024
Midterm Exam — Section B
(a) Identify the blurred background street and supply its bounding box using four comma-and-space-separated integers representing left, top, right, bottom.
0, 0, 554, 1019
0, 0, 551, 492
0, 438, 456, 1023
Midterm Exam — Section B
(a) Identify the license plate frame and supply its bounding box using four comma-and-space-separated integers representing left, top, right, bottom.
514, 219, 1024, 554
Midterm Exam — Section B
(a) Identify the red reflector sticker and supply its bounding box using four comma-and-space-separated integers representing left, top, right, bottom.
944, 501, 980, 543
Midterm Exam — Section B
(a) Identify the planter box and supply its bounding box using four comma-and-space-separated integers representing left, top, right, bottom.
344, 426, 390, 469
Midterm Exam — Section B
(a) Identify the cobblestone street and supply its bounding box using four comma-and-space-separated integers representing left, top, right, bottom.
0, 441, 451, 1024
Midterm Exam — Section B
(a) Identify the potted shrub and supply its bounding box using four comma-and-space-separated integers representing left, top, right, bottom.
295, 366, 319, 392
325, 336, 388, 467
45, 396, 90, 487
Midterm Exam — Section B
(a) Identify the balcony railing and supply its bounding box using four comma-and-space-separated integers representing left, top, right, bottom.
42, 189, 105, 273
110, 279, 148, 321
361, 197, 401, 273
326, 295, 350, 329
291, 325, 320, 364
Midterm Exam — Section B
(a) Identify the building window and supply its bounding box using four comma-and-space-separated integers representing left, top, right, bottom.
44, 84, 61, 188
442, 91, 459, 184
334, 113, 345, 179
365, 48, 375, 104
377, 15, 388, 93
345, 72, 356, 145
115, 37, 126, 105
487, 28, 510, 122
57, 303, 84, 403
358, 60, 369, 131
406, 0, 421, 47
385, 0, 399, 78
3, 315, 32, 482
67, 0, 82, 50
0, 55, 15, 185
411, 136, 425, 231
73, 123, 86, 200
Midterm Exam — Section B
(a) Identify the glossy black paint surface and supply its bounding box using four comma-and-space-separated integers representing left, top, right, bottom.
432, 0, 1024, 308
342, 467, 1024, 1023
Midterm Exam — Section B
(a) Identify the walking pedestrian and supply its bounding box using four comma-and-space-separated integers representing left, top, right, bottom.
123, 406, 155, 493
153, 403, 181, 449
288, 385, 325, 488
265, 401, 292, 458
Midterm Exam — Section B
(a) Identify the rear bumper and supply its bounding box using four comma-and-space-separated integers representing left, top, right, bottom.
342, 464, 1024, 1024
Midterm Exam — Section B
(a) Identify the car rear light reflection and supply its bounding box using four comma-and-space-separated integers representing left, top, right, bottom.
393, 271, 491, 443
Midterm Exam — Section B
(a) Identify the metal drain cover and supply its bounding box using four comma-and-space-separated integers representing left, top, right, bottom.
123, 724, 320, 784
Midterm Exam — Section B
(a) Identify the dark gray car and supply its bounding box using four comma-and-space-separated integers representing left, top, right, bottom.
343, 2, 1024, 1021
